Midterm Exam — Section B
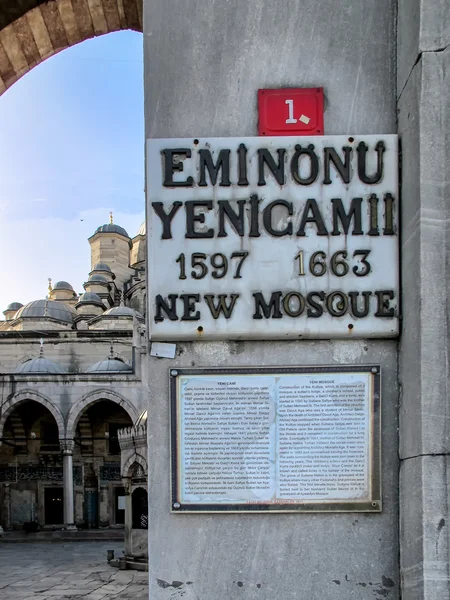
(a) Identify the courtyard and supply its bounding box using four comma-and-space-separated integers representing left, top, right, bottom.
0, 542, 148, 600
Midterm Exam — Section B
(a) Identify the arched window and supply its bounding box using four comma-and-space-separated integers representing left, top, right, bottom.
132, 487, 148, 529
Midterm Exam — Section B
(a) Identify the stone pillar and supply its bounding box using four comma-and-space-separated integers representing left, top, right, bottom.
144, 1, 398, 599
61, 440, 76, 530
123, 480, 132, 556
397, 2, 450, 599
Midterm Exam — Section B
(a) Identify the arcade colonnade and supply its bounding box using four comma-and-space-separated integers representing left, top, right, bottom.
0, 387, 139, 528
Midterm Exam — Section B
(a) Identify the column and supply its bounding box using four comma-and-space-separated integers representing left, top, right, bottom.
144, 1, 398, 599
61, 440, 76, 530
398, 2, 450, 598
123, 479, 132, 556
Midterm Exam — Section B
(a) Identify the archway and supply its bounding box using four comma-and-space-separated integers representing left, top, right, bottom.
0, 398, 65, 529
0, 390, 65, 446
0, 0, 142, 94
66, 389, 139, 439
67, 393, 134, 528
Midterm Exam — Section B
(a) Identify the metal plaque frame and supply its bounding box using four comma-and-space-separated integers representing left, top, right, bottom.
170, 365, 381, 513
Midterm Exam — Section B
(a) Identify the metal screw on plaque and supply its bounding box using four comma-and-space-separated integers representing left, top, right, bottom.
171, 370, 178, 376
371, 367, 378, 374
173, 502, 181, 509
372, 502, 378, 507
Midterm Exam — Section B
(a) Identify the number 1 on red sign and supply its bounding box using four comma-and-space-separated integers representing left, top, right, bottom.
285, 99, 297, 124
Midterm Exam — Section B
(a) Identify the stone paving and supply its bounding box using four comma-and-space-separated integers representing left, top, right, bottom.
0, 542, 148, 600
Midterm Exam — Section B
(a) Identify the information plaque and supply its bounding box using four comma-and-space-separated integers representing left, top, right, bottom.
170, 366, 381, 513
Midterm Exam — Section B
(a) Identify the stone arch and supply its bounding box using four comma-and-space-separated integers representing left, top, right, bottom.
66, 389, 139, 439
123, 453, 147, 478
0, 389, 65, 446
0, 0, 142, 95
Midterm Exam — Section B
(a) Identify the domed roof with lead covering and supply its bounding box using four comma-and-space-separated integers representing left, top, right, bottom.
15, 357, 66, 374
93, 262, 112, 273
88, 274, 108, 283
87, 357, 132, 373
6, 302, 23, 311
103, 306, 143, 318
53, 281, 74, 291
93, 223, 129, 238
14, 300, 76, 323
77, 292, 104, 306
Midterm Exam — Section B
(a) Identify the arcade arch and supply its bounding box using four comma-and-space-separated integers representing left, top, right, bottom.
66, 389, 139, 440
0, 0, 142, 95
0, 390, 65, 446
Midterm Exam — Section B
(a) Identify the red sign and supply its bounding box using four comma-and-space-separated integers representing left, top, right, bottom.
258, 88, 324, 136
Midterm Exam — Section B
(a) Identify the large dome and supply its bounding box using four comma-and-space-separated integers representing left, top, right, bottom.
15, 357, 66, 374
87, 357, 132, 373
93, 223, 129, 238
14, 300, 76, 323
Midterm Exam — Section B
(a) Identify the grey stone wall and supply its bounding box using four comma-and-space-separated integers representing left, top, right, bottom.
0, 332, 133, 373
144, 1, 398, 597
398, 2, 450, 599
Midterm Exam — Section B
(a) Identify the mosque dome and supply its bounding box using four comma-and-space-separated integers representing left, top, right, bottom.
88, 274, 108, 283
53, 281, 74, 291
6, 302, 23, 311
93, 223, 129, 238
15, 357, 66, 374
135, 410, 147, 427
103, 306, 143, 318
87, 357, 132, 373
77, 292, 104, 306
14, 300, 76, 323
93, 262, 112, 273
137, 222, 146, 236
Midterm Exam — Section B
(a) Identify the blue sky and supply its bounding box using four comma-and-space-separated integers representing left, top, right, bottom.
0, 31, 144, 311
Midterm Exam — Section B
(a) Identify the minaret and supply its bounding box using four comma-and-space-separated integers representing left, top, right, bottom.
88, 213, 133, 291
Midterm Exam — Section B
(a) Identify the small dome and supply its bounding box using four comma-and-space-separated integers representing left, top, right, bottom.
15, 357, 66, 374
78, 292, 104, 306
93, 262, 112, 273
53, 281, 74, 291
15, 300, 75, 323
93, 223, 129, 238
137, 222, 146, 236
103, 306, 143, 318
87, 357, 132, 373
135, 410, 147, 427
88, 274, 108, 283
6, 302, 23, 311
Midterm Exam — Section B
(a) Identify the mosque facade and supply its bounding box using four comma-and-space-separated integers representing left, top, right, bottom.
0, 217, 148, 544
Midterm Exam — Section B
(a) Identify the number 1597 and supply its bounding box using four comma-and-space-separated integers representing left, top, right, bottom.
175, 252, 249, 280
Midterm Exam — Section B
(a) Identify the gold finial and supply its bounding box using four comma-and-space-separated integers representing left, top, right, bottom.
48, 278, 52, 295
109, 211, 113, 225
